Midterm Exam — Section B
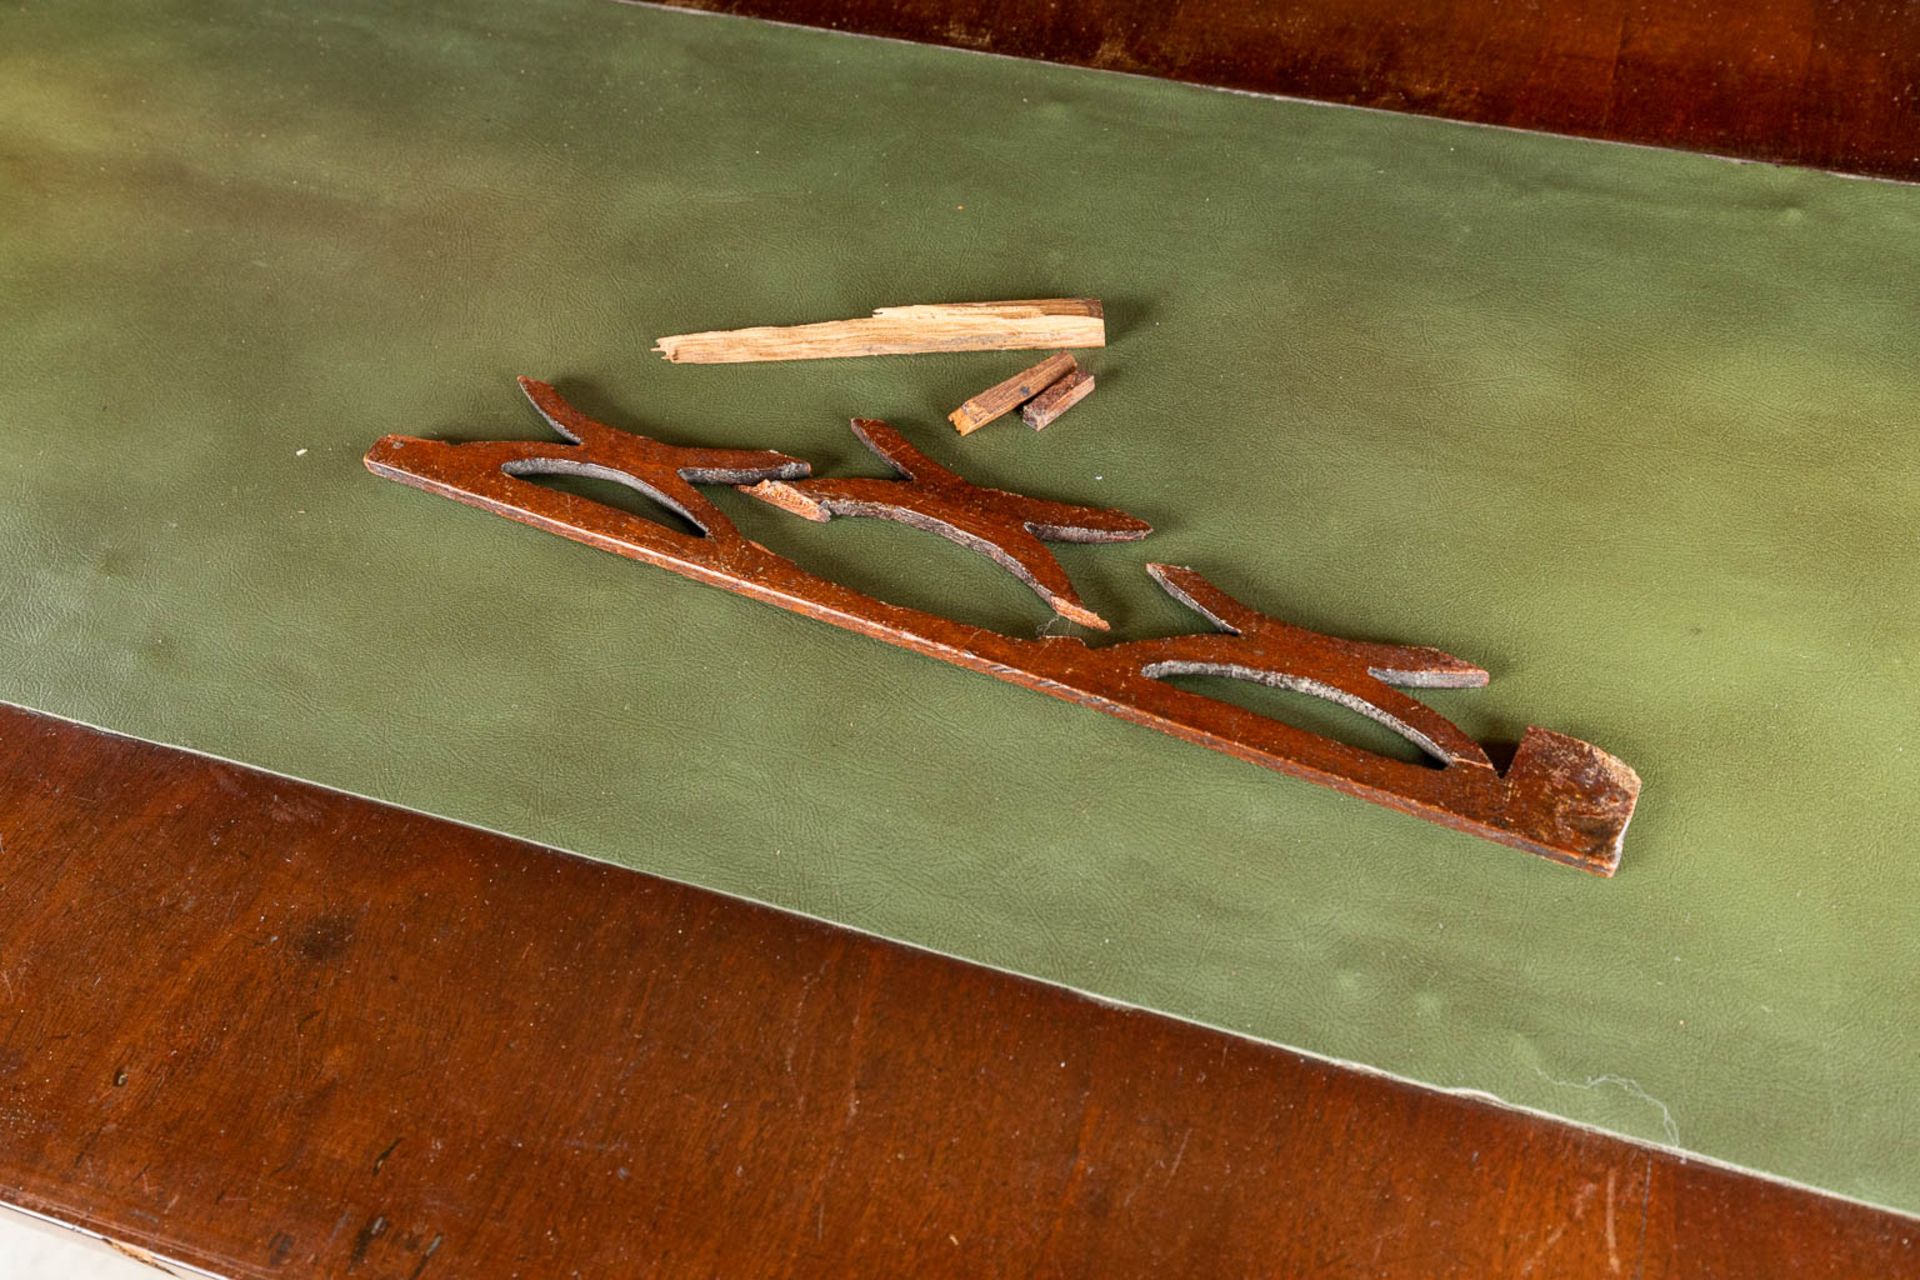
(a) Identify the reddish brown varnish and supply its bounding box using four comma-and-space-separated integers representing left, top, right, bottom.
745, 416, 1149, 629
0, 704, 1913, 1278
365, 378, 1640, 873
649, 0, 1920, 183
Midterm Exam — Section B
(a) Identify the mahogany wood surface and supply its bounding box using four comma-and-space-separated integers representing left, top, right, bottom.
0, 704, 1913, 1278
644, 0, 1920, 183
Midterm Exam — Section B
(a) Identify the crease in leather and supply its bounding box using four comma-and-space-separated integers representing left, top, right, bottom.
2, 0, 1918, 1214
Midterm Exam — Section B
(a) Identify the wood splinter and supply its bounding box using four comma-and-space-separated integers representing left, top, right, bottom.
1021, 368, 1095, 430
948, 353, 1079, 435
653, 299, 1104, 364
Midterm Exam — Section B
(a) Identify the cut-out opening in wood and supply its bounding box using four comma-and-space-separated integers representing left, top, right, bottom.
1148, 667, 1450, 769
506, 459, 712, 538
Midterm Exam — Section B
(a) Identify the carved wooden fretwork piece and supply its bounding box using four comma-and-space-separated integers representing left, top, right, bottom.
365, 380, 1641, 874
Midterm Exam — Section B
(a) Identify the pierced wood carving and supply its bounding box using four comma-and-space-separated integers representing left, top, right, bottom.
365, 379, 1640, 874
743, 418, 1150, 629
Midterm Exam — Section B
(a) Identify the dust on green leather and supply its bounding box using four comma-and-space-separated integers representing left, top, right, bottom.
3, 0, 1917, 1213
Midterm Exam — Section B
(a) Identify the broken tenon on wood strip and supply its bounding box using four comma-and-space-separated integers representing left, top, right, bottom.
652, 299, 1104, 363
948, 352, 1079, 435
1021, 368, 1095, 430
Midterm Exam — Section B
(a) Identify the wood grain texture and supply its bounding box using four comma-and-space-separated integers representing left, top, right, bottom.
0, 703, 1913, 1279
948, 352, 1077, 434
653, 299, 1105, 362
641, 0, 1920, 183
1020, 367, 1094, 430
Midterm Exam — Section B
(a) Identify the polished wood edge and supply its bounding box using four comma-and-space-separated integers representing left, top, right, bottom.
634, 0, 1920, 184
0, 702, 1914, 1278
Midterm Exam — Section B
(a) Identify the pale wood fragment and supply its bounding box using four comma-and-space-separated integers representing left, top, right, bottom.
1021, 369, 1096, 430
947, 353, 1079, 436
653, 299, 1104, 364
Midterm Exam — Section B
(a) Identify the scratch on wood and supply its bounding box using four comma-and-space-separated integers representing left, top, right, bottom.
1518, 1224, 1566, 1275
365, 380, 1641, 873
1606, 1167, 1621, 1274
1632, 1157, 1654, 1280
408, 1233, 443, 1279
350, 1214, 387, 1269
1166, 1128, 1193, 1179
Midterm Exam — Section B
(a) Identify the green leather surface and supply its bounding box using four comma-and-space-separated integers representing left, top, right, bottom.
5, 0, 1918, 1212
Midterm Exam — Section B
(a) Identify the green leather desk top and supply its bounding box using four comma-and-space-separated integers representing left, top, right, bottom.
4, 0, 1917, 1213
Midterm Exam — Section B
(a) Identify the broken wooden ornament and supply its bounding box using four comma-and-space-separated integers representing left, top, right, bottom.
365, 379, 1641, 875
